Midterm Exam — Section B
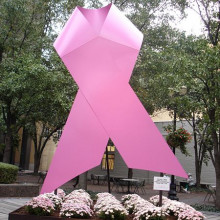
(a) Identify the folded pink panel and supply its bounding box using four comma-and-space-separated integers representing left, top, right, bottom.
41, 3, 187, 194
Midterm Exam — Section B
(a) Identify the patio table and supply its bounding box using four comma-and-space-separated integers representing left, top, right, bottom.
94, 175, 106, 185
121, 178, 140, 194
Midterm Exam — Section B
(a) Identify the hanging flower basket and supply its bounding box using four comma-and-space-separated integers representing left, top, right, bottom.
166, 127, 191, 148
165, 127, 192, 155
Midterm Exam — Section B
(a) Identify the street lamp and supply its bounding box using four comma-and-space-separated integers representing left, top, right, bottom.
168, 86, 187, 200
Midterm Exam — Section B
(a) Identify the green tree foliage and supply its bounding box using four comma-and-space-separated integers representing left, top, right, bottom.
136, 0, 220, 207
0, 0, 82, 171
173, 36, 220, 206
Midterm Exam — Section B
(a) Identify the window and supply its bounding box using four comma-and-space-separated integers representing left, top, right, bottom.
101, 146, 115, 170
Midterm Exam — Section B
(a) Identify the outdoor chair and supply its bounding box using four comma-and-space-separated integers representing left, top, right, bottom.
118, 179, 129, 192
204, 185, 216, 202
103, 175, 108, 185
133, 179, 146, 194
112, 177, 126, 192
99, 175, 108, 185
111, 177, 120, 192
91, 174, 98, 185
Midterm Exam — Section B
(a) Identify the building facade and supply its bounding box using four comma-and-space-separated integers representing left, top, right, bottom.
14, 112, 216, 185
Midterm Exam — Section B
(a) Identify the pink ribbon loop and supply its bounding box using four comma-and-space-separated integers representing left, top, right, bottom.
41, 4, 187, 194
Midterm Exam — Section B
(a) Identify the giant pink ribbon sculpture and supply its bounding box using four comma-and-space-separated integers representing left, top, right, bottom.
41, 4, 187, 194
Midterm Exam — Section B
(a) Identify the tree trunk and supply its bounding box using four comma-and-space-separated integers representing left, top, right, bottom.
0, 132, 5, 161
19, 128, 31, 170
128, 168, 133, 179
0, 44, 3, 63
194, 142, 201, 187
2, 107, 17, 164
34, 152, 41, 174
3, 132, 12, 163
209, 109, 220, 208
215, 155, 220, 209
213, 130, 220, 209
192, 116, 201, 187
32, 125, 59, 174
195, 166, 201, 187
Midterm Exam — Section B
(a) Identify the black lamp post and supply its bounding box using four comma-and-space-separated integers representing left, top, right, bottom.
167, 86, 187, 201
105, 146, 111, 193
168, 109, 179, 200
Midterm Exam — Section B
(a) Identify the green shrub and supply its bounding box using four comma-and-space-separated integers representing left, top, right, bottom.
0, 162, 19, 183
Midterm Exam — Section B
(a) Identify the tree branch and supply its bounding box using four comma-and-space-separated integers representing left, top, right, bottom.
19, 1, 36, 50
194, 0, 214, 44
33, 122, 38, 152
40, 126, 60, 155
38, 123, 45, 153
208, 149, 216, 168
139, 2, 167, 31
120, 0, 128, 8
214, 2, 220, 44
2, 106, 7, 123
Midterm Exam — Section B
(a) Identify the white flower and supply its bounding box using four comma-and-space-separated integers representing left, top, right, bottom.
26, 195, 55, 216
59, 189, 93, 218
95, 192, 128, 219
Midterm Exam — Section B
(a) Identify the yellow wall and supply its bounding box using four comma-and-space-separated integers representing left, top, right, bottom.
15, 123, 57, 171
39, 138, 56, 171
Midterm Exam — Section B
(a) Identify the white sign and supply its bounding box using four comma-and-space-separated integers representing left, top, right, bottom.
153, 176, 170, 191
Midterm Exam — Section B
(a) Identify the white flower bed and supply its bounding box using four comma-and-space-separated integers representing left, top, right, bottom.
64, 189, 93, 206
178, 208, 206, 220
95, 192, 128, 220
122, 194, 154, 215
161, 199, 205, 220
60, 200, 93, 218
161, 200, 186, 217
149, 195, 170, 206
52, 188, 66, 200
121, 194, 164, 220
121, 194, 141, 214
26, 194, 55, 216
25, 190, 205, 220
134, 206, 165, 220
43, 193, 62, 209
122, 194, 205, 220
60, 189, 93, 218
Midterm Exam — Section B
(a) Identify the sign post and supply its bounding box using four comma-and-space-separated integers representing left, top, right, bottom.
153, 175, 170, 206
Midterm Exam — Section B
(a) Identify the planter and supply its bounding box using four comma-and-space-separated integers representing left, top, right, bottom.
165, 216, 178, 220
9, 207, 97, 220
0, 183, 40, 197
9, 206, 133, 220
